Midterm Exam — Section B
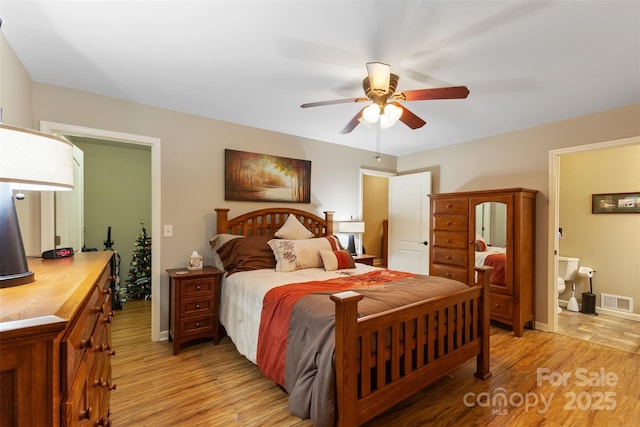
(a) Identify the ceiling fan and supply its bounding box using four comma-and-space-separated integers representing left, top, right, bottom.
301, 62, 470, 134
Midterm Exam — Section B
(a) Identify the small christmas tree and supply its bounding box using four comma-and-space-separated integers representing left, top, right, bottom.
126, 222, 152, 300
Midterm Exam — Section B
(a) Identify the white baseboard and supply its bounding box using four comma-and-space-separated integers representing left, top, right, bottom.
558, 298, 640, 322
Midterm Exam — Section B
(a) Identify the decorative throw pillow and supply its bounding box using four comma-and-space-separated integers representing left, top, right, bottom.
320, 249, 356, 271
210, 234, 244, 270
475, 240, 488, 252
268, 236, 341, 272
216, 235, 276, 275
274, 214, 314, 240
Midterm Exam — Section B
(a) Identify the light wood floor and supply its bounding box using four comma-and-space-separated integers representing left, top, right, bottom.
557, 309, 640, 354
111, 300, 640, 426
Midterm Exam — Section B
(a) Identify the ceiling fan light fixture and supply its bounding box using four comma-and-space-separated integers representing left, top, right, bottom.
362, 103, 381, 123
366, 62, 391, 91
379, 103, 402, 129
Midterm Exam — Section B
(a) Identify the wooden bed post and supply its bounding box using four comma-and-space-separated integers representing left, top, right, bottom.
215, 208, 230, 234
474, 266, 493, 380
331, 290, 363, 427
324, 211, 334, 235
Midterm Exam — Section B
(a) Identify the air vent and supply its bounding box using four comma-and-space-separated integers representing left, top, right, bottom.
600, 293, 633, 313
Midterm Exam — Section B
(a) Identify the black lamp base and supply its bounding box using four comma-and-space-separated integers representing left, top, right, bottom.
0, 270, 35, 288
0, 182, 34, 288
346, 234, 357, 256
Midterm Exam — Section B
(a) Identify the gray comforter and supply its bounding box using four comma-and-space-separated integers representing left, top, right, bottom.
283, 274, 469, 427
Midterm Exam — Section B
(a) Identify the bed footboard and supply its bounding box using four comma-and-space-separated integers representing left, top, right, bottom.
331, 267, 492, 427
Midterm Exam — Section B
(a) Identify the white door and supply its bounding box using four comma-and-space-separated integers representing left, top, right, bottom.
388, 172, 431, 273
55, 144, 84, 251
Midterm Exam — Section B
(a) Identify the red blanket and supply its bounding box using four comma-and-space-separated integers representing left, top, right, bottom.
256, 269, 415, 386
484, 253, 506, 286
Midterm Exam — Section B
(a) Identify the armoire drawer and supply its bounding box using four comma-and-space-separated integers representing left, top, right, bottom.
490, 293, 514, 320
432, 197, 468, 215
432, 247, 468, 267
432, 231, 469, 250
432, 215, 468, 232
430, 263, 468, 284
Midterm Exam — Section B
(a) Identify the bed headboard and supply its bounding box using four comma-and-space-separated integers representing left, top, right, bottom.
215, 208, 334, 237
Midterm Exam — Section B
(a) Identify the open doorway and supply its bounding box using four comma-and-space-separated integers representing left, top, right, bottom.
548, 136, 640, 353
40, 121, 163, 342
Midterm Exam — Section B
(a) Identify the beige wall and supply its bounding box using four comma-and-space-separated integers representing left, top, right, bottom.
558, 144, 640, 313
398, 104, 640, 326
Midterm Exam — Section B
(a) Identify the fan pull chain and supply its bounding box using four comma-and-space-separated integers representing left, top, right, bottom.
375, 120, 381, 162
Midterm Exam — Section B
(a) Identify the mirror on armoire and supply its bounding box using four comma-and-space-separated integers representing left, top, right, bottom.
473, 201, 509, 291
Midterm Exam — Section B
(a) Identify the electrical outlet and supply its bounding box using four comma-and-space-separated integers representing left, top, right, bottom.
163, 225, 173, 237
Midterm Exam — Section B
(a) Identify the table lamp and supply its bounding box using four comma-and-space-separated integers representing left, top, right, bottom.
336, 221, 365, 255
0, 123, 74, 288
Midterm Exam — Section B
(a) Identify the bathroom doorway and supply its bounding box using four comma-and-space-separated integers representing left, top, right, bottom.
549, 136, 640, 353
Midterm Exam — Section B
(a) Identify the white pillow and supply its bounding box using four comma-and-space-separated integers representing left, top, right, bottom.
210, 233, 244, 270
274, 215, 314, 240
268, 236, 341, 272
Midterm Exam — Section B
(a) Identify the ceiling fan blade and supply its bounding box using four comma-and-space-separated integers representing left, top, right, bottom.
300, 97, 367, 108
394, 85, 470, 101
390, 102, 426, 130
341, 107, 367, 134
366, 62, 391, 92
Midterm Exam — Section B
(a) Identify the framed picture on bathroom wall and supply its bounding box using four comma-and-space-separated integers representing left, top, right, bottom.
592, 192, 640, 214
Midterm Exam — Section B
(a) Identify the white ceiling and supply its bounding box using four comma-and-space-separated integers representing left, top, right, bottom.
1, 1, 639, 156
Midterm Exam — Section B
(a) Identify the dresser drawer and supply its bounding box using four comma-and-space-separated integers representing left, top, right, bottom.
433, 215, 468, 232
430, 263, 468, 284
180, 296, 215, 317
433, 247, 468, 267
62, 285, 102, 391
432, 231, 469, 250
180, 314, 215, 337
432, 197, 468, 215
180, 277, 215, 297
490, 293, 514, 320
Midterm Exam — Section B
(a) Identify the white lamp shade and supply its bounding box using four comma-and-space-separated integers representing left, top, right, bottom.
0, 124, 74, 191
380, 104, 403, 129
335, 221, 365, 233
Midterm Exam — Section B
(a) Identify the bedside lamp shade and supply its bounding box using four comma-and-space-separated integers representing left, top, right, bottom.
0, 124, 74, 288
335, 221, 365, 255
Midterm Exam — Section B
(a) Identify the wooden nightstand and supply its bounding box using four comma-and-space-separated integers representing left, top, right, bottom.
167, 266, 223, 355
353, 254, 376, 266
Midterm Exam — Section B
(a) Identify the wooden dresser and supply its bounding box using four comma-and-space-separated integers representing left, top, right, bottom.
0, 251, 115, 426
430, 188, 537, 336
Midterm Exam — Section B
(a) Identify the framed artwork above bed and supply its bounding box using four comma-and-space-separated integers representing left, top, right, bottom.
224, 149, 311, 203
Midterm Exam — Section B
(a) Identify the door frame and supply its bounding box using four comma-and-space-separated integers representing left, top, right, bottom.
40, 121, 163, 342
547, 135, 639, 332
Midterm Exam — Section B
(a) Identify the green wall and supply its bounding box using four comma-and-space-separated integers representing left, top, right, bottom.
71, 137, 151, 297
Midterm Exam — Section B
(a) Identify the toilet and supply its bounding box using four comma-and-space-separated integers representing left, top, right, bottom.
557, 256, 579, 313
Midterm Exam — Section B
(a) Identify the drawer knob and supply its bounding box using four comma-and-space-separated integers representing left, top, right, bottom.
195, 322, 200, 328
446, 239, 452, 243
195, 303, 200, 309
446, 221, 452, 226
445, 255, 451, 259
446, 204, 453, 208
495, 303, 501, 308
80, 336, 94, 349
79, 406, 92, 421
196, 285, 201, 290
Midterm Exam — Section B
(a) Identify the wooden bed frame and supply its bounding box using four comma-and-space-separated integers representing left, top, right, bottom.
215, 208, 492, 427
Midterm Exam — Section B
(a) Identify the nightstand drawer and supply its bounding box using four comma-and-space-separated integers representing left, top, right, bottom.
180, 278, 215, 297
180, 296, 215, 317
180, 314, 215, 337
